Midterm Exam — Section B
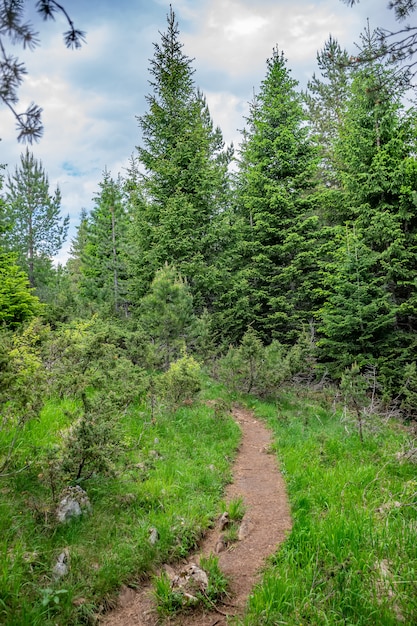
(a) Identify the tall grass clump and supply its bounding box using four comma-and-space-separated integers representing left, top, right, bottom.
238, 390, 417, 625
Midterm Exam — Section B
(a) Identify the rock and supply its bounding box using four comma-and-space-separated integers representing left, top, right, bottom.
163, 564, 178, 583
52, 548, 70, 580
184, 563, 208, 591
238, 515, 252, 540
148, 527, 159, 544
167, 562, 208, 605
182, 591, 199, 605
215, 535, 227, 553
58, 498, 81, 522
218, 511, 230, 531
56, 486, 91, 524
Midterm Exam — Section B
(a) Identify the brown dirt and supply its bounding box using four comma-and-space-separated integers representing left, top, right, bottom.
99, 406, 292, 626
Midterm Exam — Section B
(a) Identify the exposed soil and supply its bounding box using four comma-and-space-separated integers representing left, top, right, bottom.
100, 406, 292, 626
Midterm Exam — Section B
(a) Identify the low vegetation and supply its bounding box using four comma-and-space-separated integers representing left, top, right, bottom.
152, 553, 229, 616
0, 364, 240, 625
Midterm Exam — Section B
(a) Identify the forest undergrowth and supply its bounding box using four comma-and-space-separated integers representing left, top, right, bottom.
1, 359, 416, 624
0, 367, 240, 625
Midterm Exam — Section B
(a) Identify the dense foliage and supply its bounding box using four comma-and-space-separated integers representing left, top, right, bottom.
1, 7, 415, 399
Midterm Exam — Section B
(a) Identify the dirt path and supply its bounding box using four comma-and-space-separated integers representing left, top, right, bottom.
100, 407, 292, 626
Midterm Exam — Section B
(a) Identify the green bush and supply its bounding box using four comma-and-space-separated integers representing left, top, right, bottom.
0, 319, 47, 473
158, 352, 201, 408
43, 317, 145, 403
218, 328, 316, 398
60, 392, 125, 481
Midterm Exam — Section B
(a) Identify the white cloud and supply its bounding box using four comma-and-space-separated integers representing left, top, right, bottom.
182, 0, 357, 81
204, 90, 248, 147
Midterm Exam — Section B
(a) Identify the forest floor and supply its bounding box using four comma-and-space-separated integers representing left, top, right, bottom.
100, 406, 292, 626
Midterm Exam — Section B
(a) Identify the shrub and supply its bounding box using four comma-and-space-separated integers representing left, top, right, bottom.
218, 328, 317, 398
60, 392, 124, 481
0, 319, 47, 473
43, 317, 145, 403
158, 352, 201, 408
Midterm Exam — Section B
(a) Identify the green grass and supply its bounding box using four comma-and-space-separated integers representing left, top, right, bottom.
0, 381, 240, 625
153, 570, 185, 617
3, 378, 416, 625
236, 389, 417, 626
221, 495, 246, 523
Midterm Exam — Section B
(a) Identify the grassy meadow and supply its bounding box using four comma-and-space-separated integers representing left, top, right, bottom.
0, 378, 240, 625
1, 376, 416, 625
236, 390, 417, 626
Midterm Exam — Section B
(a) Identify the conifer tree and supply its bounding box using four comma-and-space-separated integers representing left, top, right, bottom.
0, 253, 42, 327
138, 264, 195, 368
318, 37, 417, 388
318, 226, 395, 375
0, 169, 41, 326
3, 149, 69, 290
304, 36, 351, 189
78, 170, 129, 316
234, 48, 319, 342
128, 7, 232, 312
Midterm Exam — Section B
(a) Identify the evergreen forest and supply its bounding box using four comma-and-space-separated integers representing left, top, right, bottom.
1, 6, 417, 625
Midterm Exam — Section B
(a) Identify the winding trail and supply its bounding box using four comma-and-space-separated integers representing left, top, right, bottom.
100, 407, 292, 626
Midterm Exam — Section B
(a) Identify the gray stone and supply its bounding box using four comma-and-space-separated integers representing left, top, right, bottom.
56, 486, 91, 524
52, 548, 70, 580
148, 526, 159, 544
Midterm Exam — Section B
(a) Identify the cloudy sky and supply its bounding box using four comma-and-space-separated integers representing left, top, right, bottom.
0, 0, 398, 262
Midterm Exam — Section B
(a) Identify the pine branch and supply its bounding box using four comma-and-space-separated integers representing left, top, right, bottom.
0, 0, 86, 141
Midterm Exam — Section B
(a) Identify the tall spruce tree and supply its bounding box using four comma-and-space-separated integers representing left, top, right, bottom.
3, 149, 69, 290
0, 168, 41, 326
318, 226, 396, 374
127, 7, 232, 313
318, 41, 417, 389
234, 48, 319, 342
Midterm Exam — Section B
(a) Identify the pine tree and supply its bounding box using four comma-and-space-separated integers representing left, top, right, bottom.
318, 226, 395, 375
3, 149, 69, 290
234, 48, 319, 342
318, 36, 417, 389
138, 264, 195, 369
128, 7, 232, 313
304, 36, 351, 189
0, 169, 41, 326
0, 252, 42, 327
78, 170, 129, 316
